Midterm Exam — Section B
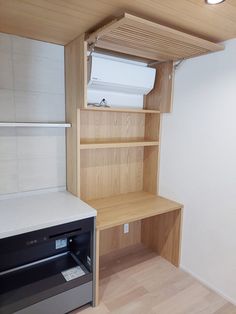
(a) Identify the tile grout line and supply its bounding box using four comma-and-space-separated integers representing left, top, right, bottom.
10, 35, 20, 193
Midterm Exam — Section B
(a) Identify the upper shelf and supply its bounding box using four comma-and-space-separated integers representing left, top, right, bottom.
0, 122, 71, 128
86, 13, 224, 61
82, 107, 160, 114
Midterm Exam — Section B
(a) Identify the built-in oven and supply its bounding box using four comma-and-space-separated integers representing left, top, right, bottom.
0, 217, 95, 314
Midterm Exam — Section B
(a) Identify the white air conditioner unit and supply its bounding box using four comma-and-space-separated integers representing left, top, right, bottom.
87, 55, 156, 95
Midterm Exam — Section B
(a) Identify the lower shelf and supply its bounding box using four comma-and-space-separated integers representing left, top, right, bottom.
80, 140, 159, 149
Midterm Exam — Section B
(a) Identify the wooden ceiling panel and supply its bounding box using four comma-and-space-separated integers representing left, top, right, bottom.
0, 0, 236, 45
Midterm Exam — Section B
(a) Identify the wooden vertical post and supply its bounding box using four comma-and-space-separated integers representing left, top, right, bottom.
65, 34, 87, 196
144, 61, 174, 113
95, 229, 100, 306
142, 61, 181, 265
141, 208, 182, 266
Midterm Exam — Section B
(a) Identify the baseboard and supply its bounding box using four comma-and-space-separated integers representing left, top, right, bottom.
180, 265, 236, 306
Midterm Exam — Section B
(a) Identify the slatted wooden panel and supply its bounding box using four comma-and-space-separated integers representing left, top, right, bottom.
87, 13, 224, 61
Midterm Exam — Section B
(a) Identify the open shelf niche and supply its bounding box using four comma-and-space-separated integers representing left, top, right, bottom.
79, 105, 160, 200
80, 108, 159, 149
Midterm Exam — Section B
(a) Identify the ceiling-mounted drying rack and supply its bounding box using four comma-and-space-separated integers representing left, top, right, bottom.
86, 13, 224, 62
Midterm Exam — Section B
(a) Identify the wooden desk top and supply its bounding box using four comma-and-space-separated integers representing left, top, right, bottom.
86, 191, 183, 230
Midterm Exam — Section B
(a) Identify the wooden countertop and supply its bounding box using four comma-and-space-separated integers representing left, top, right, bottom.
86, 191, 183, 230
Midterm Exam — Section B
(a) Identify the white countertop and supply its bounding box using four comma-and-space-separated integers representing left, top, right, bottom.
0, 191, 96, 239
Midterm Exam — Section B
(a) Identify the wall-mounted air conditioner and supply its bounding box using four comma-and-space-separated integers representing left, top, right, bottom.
87, 55, 156, 95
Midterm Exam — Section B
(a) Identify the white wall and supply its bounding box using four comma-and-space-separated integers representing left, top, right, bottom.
160, 39, 236, 304
0, 33, 66, 196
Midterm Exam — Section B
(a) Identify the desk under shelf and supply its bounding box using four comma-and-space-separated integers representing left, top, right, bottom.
86, 191, 183, 305
87, 191, 183, 230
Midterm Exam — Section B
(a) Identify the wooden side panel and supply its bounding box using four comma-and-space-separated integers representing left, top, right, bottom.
144, 113, 160, 141
65, 109, 80, 196
144, 62, 174, 113
80, 147, 144, 201
141, 208, 182, 266
143, 146, 159, 194
65, 34, 87, 196
143, 110, 160, 195
99, 221, 141, 256
143, 112, 160, 194
95, 229, 100, 306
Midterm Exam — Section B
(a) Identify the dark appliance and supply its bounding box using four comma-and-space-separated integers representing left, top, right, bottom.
0, 217, 95, 314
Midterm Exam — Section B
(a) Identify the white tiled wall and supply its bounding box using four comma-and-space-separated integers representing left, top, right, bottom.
0, 33, 66, 195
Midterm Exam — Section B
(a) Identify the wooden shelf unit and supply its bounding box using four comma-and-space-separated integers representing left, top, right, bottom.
78, 95, 161, 195
63, 12, 225, 303
79, 105, 160, 200
65, 31, 183, 306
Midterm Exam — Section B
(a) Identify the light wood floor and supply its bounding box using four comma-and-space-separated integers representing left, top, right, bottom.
72, 245, 236, 314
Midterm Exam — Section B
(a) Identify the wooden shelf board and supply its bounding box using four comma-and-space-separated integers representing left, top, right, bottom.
82, 107, 160, 114
80, 140, 159, 149
86, 191, 183, 230
86, 13, 224, 62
